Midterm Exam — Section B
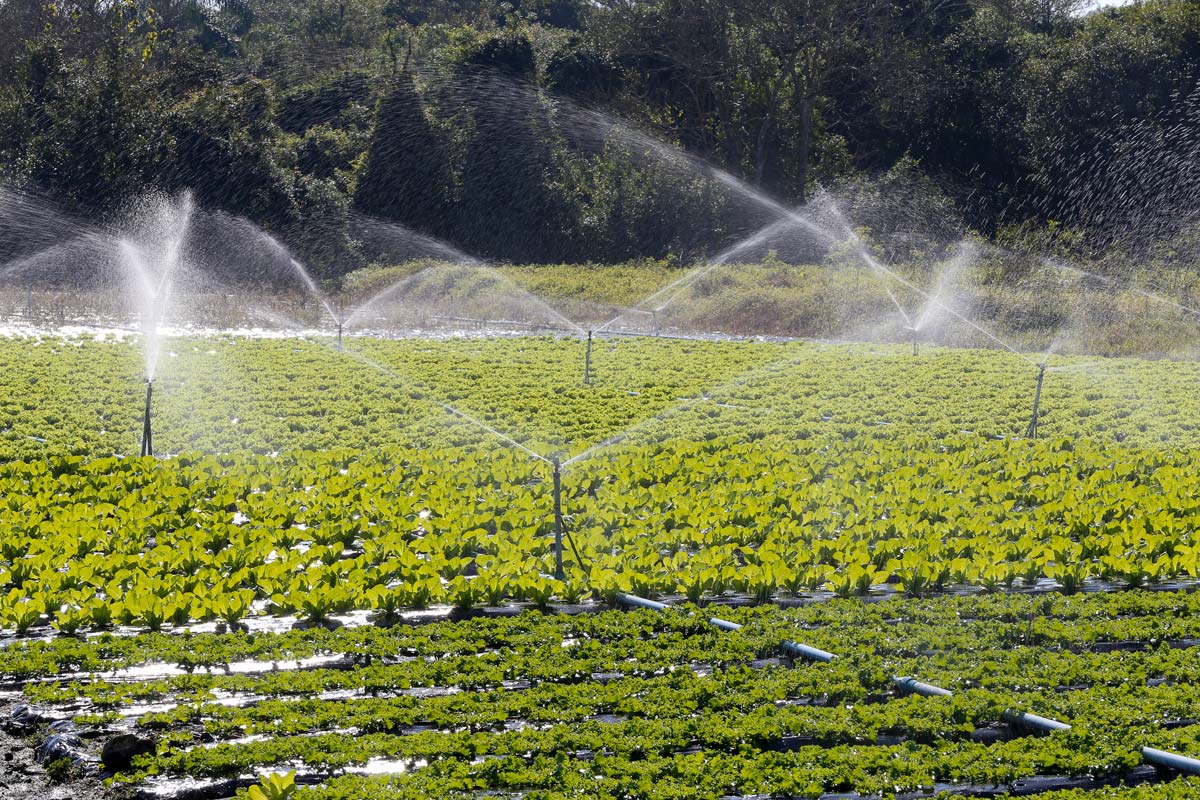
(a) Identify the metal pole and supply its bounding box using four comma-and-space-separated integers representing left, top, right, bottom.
337, 321, 343, 352
912, 327, 919, 357
652, 310, 660, 337
584, 331, 593, 385
553, 457, 564, 580
1025, 364, 1046, 438
140, 381, 153, 457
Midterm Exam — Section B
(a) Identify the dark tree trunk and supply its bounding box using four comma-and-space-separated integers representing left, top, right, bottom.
796, 89, 815, 203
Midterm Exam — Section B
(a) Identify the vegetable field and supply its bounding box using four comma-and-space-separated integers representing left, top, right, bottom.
5, 333, 1200, 799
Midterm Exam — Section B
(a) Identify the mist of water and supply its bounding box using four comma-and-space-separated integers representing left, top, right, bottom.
350, 212, 481, 266
337, 344, 552, 464
914, 242, 980, 333
257, 233, 341, 327
116, 192, 195, 381
344, 262, 585, 336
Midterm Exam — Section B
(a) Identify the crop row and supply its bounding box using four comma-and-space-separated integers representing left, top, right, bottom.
91, 669, 1200, 796
9, 596, 1200, 795
9, 589, 1200, 681
298, 772, 1200, 800
4, 336, 1200, 464
8, 428, 1200, 629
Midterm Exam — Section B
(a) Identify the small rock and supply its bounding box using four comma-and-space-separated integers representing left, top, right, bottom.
101, 733, 156, 772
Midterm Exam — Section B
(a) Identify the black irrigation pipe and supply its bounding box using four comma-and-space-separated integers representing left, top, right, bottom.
615, 591, 1200, 779
617, 592, 835, 661
895, 672, 1200, 775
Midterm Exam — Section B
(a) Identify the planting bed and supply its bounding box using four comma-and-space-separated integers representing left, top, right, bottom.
4, 334, 1200, 798
6, 595, 1200, 798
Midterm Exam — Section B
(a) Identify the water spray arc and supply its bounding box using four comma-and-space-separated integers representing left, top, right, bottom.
322, 342, 580, 578
1026, 363, 1047, 438
116, 192, 194, 459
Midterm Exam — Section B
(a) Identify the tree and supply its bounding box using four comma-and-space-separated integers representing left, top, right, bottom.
731, 0, 899, 199
354, 72, 451, 237
157, 79, 295, 226
454, 33, 576, 261
591, 0, 736, 160
980, 0, 1089, 33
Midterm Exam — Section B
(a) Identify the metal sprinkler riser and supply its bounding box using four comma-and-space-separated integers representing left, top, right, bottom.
140, 380, 154, 457
1025, 363, 1046, 438
552, 457, 564, 580
584, 331, 593, 385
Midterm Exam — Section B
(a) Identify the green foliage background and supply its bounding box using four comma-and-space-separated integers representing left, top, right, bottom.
2, 0, 1199, 271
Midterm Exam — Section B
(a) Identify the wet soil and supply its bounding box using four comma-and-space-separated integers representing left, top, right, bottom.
0, 700, 116, 800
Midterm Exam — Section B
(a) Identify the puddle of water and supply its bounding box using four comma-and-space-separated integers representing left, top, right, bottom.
98, 653, 352, 683
137, 758, 430, 800
350, 756, 428, 775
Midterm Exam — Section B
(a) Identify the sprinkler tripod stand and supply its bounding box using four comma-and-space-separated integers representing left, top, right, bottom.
140, 380, 154, 457
548, 456, 587, 582
1025, 363, 1046, 438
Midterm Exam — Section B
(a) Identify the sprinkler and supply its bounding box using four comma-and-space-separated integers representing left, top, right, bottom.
1025, 363, 1046, 438
552, 457, 564, 580
337, 320, 343, 352
907, 326, 919, 357
584, 330, 593, 385
140, 380, 154, 457
652, 310, 660, 337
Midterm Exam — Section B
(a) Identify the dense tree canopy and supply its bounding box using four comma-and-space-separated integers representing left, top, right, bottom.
1, 0, 1198, 271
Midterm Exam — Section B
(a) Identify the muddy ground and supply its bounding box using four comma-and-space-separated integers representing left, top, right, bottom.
0, 700, 113, 800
